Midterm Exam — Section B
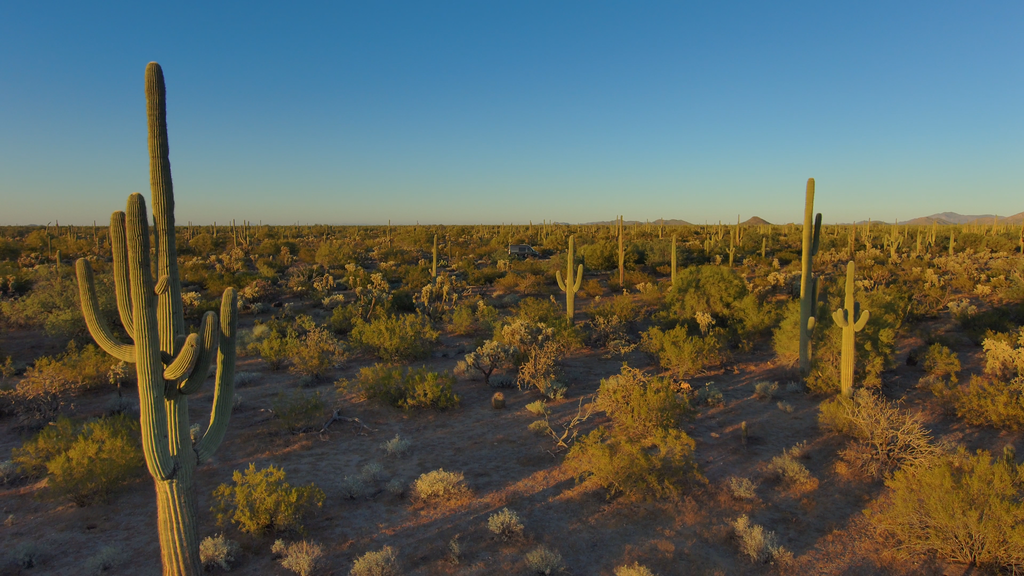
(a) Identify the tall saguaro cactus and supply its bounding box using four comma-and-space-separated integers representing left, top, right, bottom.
432, 234, 438, 278
832, 260, 869, 398
556, 235, 583, 324
75, 62, 237, 576
799, 178, 822, 376
617, 215, 625, 286
670, 234, 678, 286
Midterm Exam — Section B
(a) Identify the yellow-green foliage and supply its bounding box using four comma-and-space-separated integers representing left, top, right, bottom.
945, 332, 1024, 430
640, 325, 725, 377
564, 426, 699, 500
212, 463, 325, 535
348, 364, 459, 410
19, 342, 114, 395
412, 469, 469, 501
13, 415, 143, 505
872, 447, 1024, 571
349, 313, 439, 362
594, 365, 688, 439
288, 326, 345, 380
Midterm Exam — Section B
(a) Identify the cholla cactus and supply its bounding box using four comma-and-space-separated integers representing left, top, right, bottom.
353, 273, 392, 319
415, 273, 467, 321
461, 340, 515, 386
695, 311, 716, 336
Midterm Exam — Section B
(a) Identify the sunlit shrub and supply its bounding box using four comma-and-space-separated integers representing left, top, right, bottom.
213, 463, 325, 535
349, 313, 439, 362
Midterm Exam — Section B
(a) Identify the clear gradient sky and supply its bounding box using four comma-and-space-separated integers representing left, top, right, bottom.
1, 2, 1021, 225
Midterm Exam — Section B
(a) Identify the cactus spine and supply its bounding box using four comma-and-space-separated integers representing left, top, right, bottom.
832, 260, 870, 398
671, 234, 677, 286
799, 178, 822, 376
556, 235, 583, 324
75, 63, 237, 576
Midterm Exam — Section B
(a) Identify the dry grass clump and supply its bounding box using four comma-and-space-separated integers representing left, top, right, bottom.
200, 534, 241, 571
732, 515, 792, 565
350, 545, 399, 576
487, 507, 525, 542
524, 545, 564, 574
380, 434, 410, 458
725, 476, 758, 500
412, 469, 469, 502
766, 442, 817, 491
753, 380, 778, 400
272, 540, 324, 576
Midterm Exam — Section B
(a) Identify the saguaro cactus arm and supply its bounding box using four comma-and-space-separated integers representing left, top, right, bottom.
76, 259, 136, 363
194, 288, 237, 463
110, 211, 135, 336
162, 333, 200, 382
177, 311, 220, 395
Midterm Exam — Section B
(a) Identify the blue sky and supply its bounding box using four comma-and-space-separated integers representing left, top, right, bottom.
1, 2, 1021, 225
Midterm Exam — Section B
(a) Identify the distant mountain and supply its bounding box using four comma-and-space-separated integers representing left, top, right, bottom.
903, 212, 1003, 226
586, 218, 693, 226
742, 216, 771, 226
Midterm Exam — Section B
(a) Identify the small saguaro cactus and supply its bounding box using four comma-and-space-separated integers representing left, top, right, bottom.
671, 234, 678, 286
432, 234, 438, 278
556, 235, 584, 324
761, 236, 767, 259
832, 260, 869, 398
75, 62, 237, 576
948, 231, 956, 256
799, 178, 823, 376
617, 215, 625, 286
727, 226, 736, 267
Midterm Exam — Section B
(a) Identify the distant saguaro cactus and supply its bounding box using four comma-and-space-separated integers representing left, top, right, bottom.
75, 62, 237, 576
617, 215, 625, 286
671, 234, 678, 286
832, 261, 869, 398
799, 178, 822, 376
556, 235, 583, 324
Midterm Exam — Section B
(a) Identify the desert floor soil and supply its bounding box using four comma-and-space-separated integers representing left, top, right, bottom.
1, 305, 1020, 576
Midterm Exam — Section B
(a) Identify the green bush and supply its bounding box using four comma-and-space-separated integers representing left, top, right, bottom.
289, 327, 346, 381
640, 325, 725, 377
350, 545, 400, 576
12, 415, 144, 506
21, 342, 114, 394
564, 427, 700, 500
949, 375, 1024, 430
272, 390, 327, 433
272, 539, 324, 576
412, 468, 469, 502
212, 463, 325, 535
872, 447, 1024, 571
253, 329, 296, 370
347, 364, 459, 410
594, 365, 688, 440
349, 313, 439, 362
921, 343, 960, 381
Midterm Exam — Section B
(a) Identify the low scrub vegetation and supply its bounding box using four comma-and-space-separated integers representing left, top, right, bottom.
346, 364, 459, 410
213, 463, 325, 535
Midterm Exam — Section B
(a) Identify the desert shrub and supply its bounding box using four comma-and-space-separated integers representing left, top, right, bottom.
695, 382, 723, 407
753, 381, 778, 400
289, 327, 346, 381
640, 325, 725, 377
517, 343, 566, 399
819, 390, 940, 476
594, 365, 688, 440
273, 539, 324, 576
0, 459, 19, 485
921, 343, 960, 381
726, 476, 758, 500
460, 339, 516, 386
777, 401, 794, 413
732, 515, 791, 564
614, 563, 657, 576
200, 534, 241, 571
664, 264, 747, 319
83, 545, 124, 575
1, 270, 114, 338
8, 542, 43, 569
488, 507, 525, 542
45, 414, 144, 506
11, 416, 79, 477
350, 545, 399, 576
564, 427, 700, 500
448, 303, 478, 335
213, 463, 325, 535
765, 443, 816, 491
524, 546, 564, 575
415, 273, 467, 322
872, 447, 1024, 572
254, 330, 296, 370
349, 313, 439, 362
412, 468, 468, 502
348, 364, 459, 410
272, 390, 327, 433
380, 434, 410, 458
950, 374, 1024, 430
21, 341, 113, 394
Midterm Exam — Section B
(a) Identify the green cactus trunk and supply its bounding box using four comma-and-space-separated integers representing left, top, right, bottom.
832, 261, 869, 398
799, 178, 822, 376
671, 234, 677, 286
556, 235, 583, 324
617, 215, 624, 286
75, 63, 237, 576
432, 234, 438, 278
